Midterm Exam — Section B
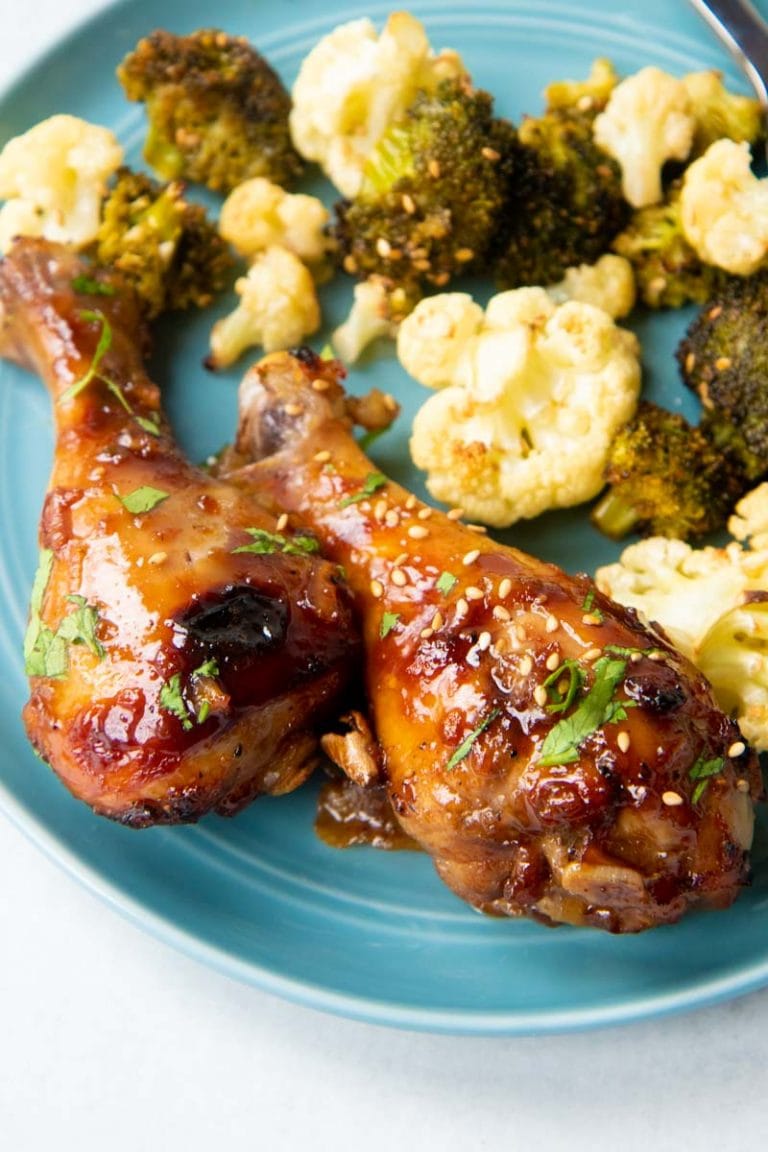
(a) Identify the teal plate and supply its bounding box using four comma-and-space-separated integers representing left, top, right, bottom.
2, 0, 768, 1034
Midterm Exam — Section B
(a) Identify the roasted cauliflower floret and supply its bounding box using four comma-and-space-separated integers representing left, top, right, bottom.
331, 278, 400, 363
218, 177, 330, 268
593, 67, 694, 208
289, 12, 466, 197
729, 482, 768, 550
680, 139, 768, 276
546, 253, 636, 318
402, 288, 641, 526
208, 246, 320, 368
596, 525, 768, 751
0, 115, 123, 253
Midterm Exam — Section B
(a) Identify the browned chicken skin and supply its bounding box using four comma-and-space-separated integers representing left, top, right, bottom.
228, 349, 763, 933
0, 240, 359, 826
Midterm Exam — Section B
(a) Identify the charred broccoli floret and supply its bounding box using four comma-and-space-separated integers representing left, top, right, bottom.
331, 77, 515, 318
678, 272, 768, 481
492, 101, 630, 289
612, 182, 729, 308
591, 401, 748, 541
117, 29, 302, 192
94, 167, 233, 319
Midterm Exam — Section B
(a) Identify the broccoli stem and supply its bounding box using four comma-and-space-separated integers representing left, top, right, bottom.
591, 489, 639, 539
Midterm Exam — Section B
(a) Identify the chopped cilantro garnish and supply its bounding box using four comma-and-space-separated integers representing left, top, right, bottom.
380, 612, 400, 638
581, 588, 604, 622
358, 427, 387, 452
196, 700, 211, 725
689, 755, 725, 803
193, 658, 220, 679
446, 708, 501, 771
58, 595, 105, 659
233, 528, 320, 557
116, 486, 169, 515
538, 655, 628, 767
436, 571, 458, 596
541, 658, 585, 714
24, 560, 105, 679
59, 310, 113, 404
71, 275, 115, 297
135, 414, 161, 437
339, 472, 388, 508
159, 674, 193, 730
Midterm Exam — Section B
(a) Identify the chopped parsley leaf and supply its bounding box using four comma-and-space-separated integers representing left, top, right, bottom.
446, 708, 501, 771
538, 655, 628, 767
380, 612, 400, 638
541, 658, 585, 714
24, 562, 105, 678
116, 486, 169, 515
581, 587, 604, 622
339, 472, 387, 508
71, 275, 115, 297
196, 700, 211, 725
59, 310, 113, 404
436, 571, 458, 596
689, 755, 725, 803
159, 674, 193, 731
193, 658, 220, 679
233, 528, 320, 557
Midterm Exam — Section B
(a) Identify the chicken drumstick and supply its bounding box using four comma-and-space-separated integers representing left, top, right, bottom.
228, 349, 761, 932
0, 240, 359, 825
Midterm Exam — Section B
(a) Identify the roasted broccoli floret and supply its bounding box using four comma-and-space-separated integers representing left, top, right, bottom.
677, 272, 768, 481
331, 77, 514, 318
612, 181, 729, 309
682, 69, 766, 157
543, 57, 619, 113
591, 401, 748, 541
117, 28, 302, 192
493, 102, 630, 289
94, 167, 233, 319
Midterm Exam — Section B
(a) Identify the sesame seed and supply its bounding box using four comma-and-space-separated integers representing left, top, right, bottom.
455, 247, 475, 263
313, 450, 331, 463
420, 627, 434, 639
707, 304, 723, 321
374, 499, 387, 521
462, 548, 480, 566
545, 651, 560, 672
343, 255, 358, 274
493, 605, 511, 622
465, 586, 484, 601
383, 393, 398, 413
148, 551, 167, 566
447, 507, 464, 520
545, 614, 559, 633
533, 685, 548, 707
391, 568, 407, 586
630, 651, 643, 663
662, 790, 684, 807
384, 510, 400, 529
433, 272, 450, 287
617, 731, 631, 754
581, 612, 601, 626
715, 356, 732, 371
376, 237, 392, 258
402, 193, 416, 214
648, 650, 664, 661
431, 611, 444, 631
466, 523, 487, 534
311, 378, 330, 392
583, 647, 602, 662
405, 494, 417, 510
685, 351, 696, 374
394, 552, 408, 567
417, 507, 433, 520
284, 402, 303, 416
275, 513, 288, 532
370, 579, 384, 599
481, 146, 500, 161
408, 524, 429, 539
737, 778, 750, 792
519, 655, 533, 676
728, 740, 746, 758
455, 598, 469, 618
428, 159, 441, 178
498, 578, 512, 599
477, 631, 492, 650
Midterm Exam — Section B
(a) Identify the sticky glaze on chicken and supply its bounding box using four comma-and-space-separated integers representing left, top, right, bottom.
227, 349, 762, 933
0, 240, 359, 826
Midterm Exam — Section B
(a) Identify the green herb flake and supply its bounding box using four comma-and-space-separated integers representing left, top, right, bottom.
159, 674, 193, 731
339, 472, 388, 508
436, 571, 458, 596
233, 528, 320, 557
196, 700, 211, 725
59, 310, 114, 404
319, 343, 334, 360
358, 427, 387, 452
24, 562, 105, 678
116, 486, 170, 515
380, 612, 400, 639
689, 755, 725, 803
71, 275, 115, 297
541, 658, 585, 714
193, 658, 220, 679
57, 595, 105, 659
446, 708, 501, 771
538, 655, 628, 767
136, 414, 161, 437
581, 587, 604, 622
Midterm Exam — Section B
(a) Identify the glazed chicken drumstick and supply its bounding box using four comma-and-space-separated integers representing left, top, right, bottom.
228, 349, 762, 933
0, 240, 359, 825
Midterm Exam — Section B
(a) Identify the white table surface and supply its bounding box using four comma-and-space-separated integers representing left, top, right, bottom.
2, 4, 768, 1148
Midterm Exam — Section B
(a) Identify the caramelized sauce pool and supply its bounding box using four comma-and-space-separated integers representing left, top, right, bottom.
315, 776, 420, 851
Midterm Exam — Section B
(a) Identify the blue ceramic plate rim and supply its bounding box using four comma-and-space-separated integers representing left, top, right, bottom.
2, 0, 768, 1035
